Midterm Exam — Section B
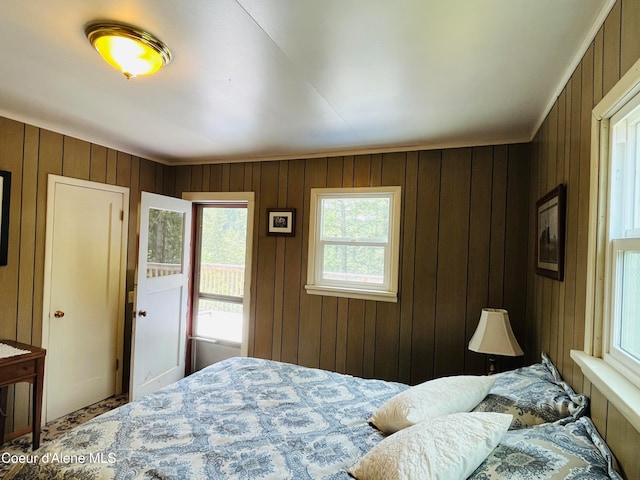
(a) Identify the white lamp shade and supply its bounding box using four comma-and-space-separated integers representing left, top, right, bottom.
468, 308, 524, 356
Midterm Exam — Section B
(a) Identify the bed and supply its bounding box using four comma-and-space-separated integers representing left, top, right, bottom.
5, 355, 623, 479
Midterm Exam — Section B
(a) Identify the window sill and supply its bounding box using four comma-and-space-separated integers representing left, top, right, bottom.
304, 284, 397, 303
571, 349, 640, 433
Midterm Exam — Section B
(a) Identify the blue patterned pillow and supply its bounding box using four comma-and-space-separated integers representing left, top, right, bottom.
469, 417, 623, 479
473, 353, 588, 429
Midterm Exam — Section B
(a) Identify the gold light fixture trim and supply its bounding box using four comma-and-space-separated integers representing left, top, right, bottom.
85, 22, 172, 79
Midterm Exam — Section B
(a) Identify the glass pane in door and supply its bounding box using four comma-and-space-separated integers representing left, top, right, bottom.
199, 207, 247, 296
194, 205, 248, 343
147, 208, 185, 278
196, 299, 243, 343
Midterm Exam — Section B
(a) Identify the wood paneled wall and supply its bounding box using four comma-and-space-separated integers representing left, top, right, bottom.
0, 116, 169, 438
171, 145, 530, 385
527, 1, 640, 477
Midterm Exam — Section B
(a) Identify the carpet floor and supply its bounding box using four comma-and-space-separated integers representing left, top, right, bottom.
0, 394, 128, 478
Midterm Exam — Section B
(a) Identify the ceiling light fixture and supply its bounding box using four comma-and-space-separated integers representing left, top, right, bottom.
85, 22, 172, 79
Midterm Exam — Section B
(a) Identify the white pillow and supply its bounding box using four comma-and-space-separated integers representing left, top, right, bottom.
349, 412, 512, 480
370, 375, 496, 433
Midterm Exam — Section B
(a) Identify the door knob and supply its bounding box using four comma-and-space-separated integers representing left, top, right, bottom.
54, 310, 65, 318
138, 311, 148, 317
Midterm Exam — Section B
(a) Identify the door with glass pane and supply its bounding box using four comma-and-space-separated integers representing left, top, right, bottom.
130, 192, 192, 400
193, 204, 248, 350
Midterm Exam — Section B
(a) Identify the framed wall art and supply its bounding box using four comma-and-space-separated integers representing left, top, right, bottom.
0, 170, 11, 266
535, 184, 566, 281
267, 208, 295, 236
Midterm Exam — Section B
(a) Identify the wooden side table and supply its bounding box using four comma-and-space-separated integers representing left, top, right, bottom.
0, 340, 46, 450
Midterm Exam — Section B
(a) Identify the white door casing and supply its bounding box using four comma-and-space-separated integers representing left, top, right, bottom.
42, 175, 129, 422
130, 192, 192, 401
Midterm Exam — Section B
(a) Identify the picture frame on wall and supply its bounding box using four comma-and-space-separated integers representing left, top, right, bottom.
267, 208, 295, 236
535, 183, 566, 281
0, 170, 11, 266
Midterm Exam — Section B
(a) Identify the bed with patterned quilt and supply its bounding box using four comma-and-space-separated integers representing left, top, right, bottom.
5, 355, 624, 479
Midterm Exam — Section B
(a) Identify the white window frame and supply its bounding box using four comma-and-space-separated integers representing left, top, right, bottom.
572, 58, 640, 433
305, 186, 401, 302
604, 99, 640, 386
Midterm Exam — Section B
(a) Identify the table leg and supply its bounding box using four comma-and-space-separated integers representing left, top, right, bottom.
32, 357, 45, 450
0, 386, 7, 446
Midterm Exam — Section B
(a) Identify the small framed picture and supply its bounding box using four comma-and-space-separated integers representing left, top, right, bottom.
0, 170, 11, 266
267, 208, 295, 236
535, 184, 566, 281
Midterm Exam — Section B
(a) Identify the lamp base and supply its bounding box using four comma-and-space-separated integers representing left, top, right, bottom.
487, 356, 498, 375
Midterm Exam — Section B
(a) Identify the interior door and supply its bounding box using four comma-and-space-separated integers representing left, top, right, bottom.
43, 175, 128, 422
130, 192, 192, 400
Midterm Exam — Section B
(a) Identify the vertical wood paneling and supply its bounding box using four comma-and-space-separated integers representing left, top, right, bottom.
174, 166, 192, 195
606, 404, 640, 479
620, 0, 640, 75
363, 154, 382, 378
106, 149, 117, 185
139, 159, 157, 192
572, 44, 594, 389
465, 147, 493, 374
253, 161, 277, 359
411, 150, 441, 383
221, 164, 231, 190
546, 103, 560, 366
297, 158, 327, 368
398, 152, 418, 383
593, 28, 605, 105
271, 161, 288, 361
502, 144, 530, 372
201, 164, 211, 191
89, 145, 107, 183
434, 149, 471, 378
489, 146, 507, 307
528, 3, 640, 477
17, 126, 39, 345
280, 160, 303, 365
247, 163, 261, 355
62, 137, 90, 179
345, 298, 365, 377
553, 92, 567, 371
190, 165, 203, 192
229, 163, 244, 192
602, 1, 621, 93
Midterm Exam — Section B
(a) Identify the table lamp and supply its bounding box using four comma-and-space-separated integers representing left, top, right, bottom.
468, 308, 523, 374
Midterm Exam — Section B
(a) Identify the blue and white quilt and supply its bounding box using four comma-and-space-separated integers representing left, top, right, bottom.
7, 357, 406, 479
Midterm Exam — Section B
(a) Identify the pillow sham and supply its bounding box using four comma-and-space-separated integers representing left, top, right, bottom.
473, 353, 588, 429
370, 374, 496, 433
349, 412, 512, 480
469, 417, 623, 479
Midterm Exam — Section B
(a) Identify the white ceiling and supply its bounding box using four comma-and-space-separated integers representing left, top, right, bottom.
0, 0, 613, 165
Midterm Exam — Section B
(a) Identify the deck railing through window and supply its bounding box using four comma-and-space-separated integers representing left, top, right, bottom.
148, 262, 245, 298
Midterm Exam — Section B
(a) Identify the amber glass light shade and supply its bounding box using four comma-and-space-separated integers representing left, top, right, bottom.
85, 22, 172, 79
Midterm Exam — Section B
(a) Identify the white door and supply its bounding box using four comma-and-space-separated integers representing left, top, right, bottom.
43, 175, 128, 422
130, 192, 192, 400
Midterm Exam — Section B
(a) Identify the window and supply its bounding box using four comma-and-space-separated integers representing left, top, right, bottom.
192, 203, 248, 345
572, 60, 640, 432
606, 93, 640, 385
305, 186, 401, 302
